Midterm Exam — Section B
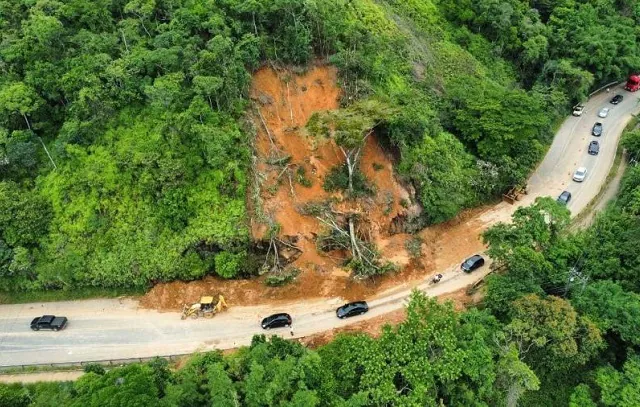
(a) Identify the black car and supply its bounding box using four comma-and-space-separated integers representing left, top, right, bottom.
557, 190, 572, 205
461, 255, 485, 273
592, 122, 603, 137
30, 315, 67, 331
261, 313, 292, 330
588, 140, 600, 155
610, 94, 623, 104
336, 301, 369, 319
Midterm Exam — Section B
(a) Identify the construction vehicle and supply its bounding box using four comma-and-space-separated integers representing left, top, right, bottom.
625, 73, 640, 92
181, 295, 228, 320
502, 184, 528, 205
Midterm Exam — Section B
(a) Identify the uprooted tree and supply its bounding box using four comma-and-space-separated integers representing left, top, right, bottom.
306, 99, 394, 195
315, 210, 393, 279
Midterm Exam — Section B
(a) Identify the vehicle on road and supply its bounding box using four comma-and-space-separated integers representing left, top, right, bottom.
572, 105, 584, 116
557, 191, 572, 205
592, 122, 603, 137
261, 313, 292, 330
598, 107, 610, 118
588, 141, 600, 155
181, 295, 228, 320
336, 301, 369, 319
573, 167, 588, 182
610, 94, 623, 104
31, 315, 67, 331
625, 73, 640, 92
461, 255, 485, 273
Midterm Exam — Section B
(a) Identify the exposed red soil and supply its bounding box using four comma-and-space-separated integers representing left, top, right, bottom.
141, 65, 487, 312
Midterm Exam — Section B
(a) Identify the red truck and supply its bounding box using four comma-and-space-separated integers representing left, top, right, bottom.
625, 74, 640, 92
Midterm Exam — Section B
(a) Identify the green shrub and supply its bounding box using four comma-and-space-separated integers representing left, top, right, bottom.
405, 237, 423, 259
265, 268, 300, 287
83, 363, 106, 375
323, 165, 375, 197
214, 252, 246, 279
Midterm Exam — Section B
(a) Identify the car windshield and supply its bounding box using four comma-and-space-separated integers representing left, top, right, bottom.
576, 169, 586, 176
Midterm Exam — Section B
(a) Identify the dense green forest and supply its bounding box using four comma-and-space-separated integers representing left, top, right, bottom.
0, 0, 639, 292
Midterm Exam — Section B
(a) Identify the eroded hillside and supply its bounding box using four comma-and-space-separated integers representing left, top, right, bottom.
141, 66, 491, 310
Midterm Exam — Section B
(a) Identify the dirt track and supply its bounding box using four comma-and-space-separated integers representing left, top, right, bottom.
0, 84, 638, 368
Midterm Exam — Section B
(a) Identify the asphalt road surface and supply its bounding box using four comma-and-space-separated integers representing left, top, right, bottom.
528, 85, 639, 214
1, 86, 638, 367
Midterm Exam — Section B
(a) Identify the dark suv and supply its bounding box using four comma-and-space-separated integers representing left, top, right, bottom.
261, 313, 292, 330
592, 122, 603, 137
610, 94, 623, 104
461, 255, 485, 273
557, 191, 572, 205
31, 315, 67, 331
588, 140, 600, 155
336, 301, 369, 319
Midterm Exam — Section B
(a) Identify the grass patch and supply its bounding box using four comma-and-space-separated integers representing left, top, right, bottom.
298, 199, 335, 217
265, 267, 300, 287
0, 365, 85, 375
296, 166, 312, 187
0, 286, 145, 305
405, 236, 423, 258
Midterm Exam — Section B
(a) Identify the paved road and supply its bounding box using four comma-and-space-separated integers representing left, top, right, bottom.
0, 86, 638, 368
0, 266, 490, 366
528, 85, 639, 214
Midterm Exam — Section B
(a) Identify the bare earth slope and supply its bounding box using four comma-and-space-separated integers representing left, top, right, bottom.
0, 81, 638, 367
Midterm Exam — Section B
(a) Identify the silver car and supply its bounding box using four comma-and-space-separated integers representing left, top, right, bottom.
598, 107, 610, 118
573, 167, 588, 182
572, 105, 584, 116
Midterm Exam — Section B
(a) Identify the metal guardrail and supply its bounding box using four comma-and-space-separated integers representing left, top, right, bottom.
589, 81, 620, 97
0, 353, 192, 373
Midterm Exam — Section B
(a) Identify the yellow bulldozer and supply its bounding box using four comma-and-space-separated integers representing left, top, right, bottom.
181, 295, 228, 320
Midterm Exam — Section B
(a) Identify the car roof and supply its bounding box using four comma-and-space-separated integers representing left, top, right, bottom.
560, 191, 571, 197
466, 254, 483, 262
40, 315, 55, 322
576, 167, 587, 172
266, 313, 290, 319
344, 301, 367, 307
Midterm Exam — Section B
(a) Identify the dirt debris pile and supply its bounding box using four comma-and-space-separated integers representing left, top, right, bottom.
249, 65, 417, 281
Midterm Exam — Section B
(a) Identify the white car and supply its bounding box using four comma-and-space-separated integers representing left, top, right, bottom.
572, 105, 584, 116
598, 107, 610, 118
573, 167, 588, 182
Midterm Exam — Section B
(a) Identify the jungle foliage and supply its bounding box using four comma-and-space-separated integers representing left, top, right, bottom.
1, 0, 639, 292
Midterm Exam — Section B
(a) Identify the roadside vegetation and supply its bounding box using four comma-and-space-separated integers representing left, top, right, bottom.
4, 174, 640, 405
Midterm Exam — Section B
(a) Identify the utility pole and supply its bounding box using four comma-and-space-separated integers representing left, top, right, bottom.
23, 113, 57, 170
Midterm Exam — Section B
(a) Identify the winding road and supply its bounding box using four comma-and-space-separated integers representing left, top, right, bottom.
1, 85, 638, 368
